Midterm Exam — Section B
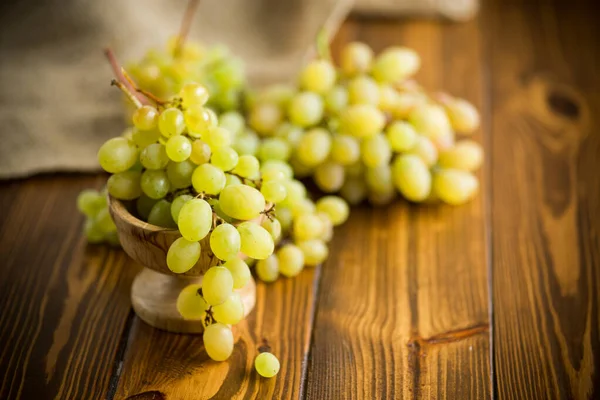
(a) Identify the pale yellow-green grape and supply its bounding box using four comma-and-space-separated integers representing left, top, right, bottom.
297, 239, 329, 266
256, 254, 279, 282
261, 160, 294, 180
365, 163, 393, 194
225, 174, 242, 186
438, 140, 483, 172
192, 163, 226, 195
232, 154, 260, 179
167, 237, 201, 273
378, 85, 400, 113
316, 196, 349, 226
177, 198, 213, 241
166, 160, 195, 189
430, 131, 455, 151
165, 135, 192, 162
250, 83, 295, 108
391, 92, 427, 120
98, 137, 138, 173
95, 208, 116, 233
314, 161, 345, 193
409, 104, 452, 141
288, 91, 324, 127
148, 199, 177, 228
202, 266, 234, 306
392, 154, 432, 202
84, 219, 104, 243
77, 189, 106, 217
212, 200, 234, 224
203, 323, 234, 361
190, 140, 212, 165
433, 169, 479, 205
407, 136, 438, 167
176, 283, 207, 320
281, 180, 307, 208
249, 102, 282, 135
317, 212, 334, 242
386, 121, 418, 152
107, 171, 142, 200
203, 127, 232, 149
299, 59, 336, 94
257, 138, 291, 162
211, 147, 239, 171
132, 128, 160, 148
290, 198, 316, 218
361, 133, 392, 168
171, 194, 193, 222
261, 218, 282, 242
324, 86, 349, 115
296, 128, 331, 167
219, 111, 245, 137
237, 221, 274, 260
340, 177, 368, 205
141, 170, 170, 199
348, 75, 380, 105
277, 244, 305, 277
223, 258, 251, 289
261, 168, 285, 183
158, 107, 185, 137
141, 143, 169, 170
372, 47, 420, 83
136, 195, 158, 221
274, 123, 304, 148
210, 223, 241, 261
261, 180, 287, 204
340, 104, 385, 138
132, 105, 159, 130
444, 98, 480, 134
121, 127, 134, 141
232, 129, 260, 156
340, 41, 373, 76
219, 184, 265, 220
330, 134, 360, 165
185, 105, 217, 137
180, 82, 209, 108
293, 213, 324, 241
212, 293, 244, 325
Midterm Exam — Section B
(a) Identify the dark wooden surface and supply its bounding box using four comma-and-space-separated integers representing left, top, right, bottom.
1, 0, 599, 399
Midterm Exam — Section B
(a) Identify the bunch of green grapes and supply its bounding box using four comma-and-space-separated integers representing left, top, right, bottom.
77, 188, 120, 246
245, 42, 483, 206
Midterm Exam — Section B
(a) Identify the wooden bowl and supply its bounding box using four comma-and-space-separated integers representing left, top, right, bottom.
108, 196, 256, 334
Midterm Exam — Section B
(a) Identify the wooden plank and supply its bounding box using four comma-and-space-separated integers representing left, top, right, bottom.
487, 0, 600, 398
0, 175, 139, 399
305, 18, 491, 399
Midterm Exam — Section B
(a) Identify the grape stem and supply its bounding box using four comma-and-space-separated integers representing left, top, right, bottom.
104, 48, 147, 105
173, 0, 201, 58
110, 80, 142, 109
226, 172, 262, 189
316, 28, 332, 62
121, 68, 169, 107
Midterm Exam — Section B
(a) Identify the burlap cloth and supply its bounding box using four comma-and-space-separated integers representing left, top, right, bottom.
0, 0, 477, 179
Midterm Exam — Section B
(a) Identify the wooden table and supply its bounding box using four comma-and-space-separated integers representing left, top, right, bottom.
1, 0, 598, 398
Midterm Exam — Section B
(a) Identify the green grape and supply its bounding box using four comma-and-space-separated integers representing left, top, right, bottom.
314, 161, 345, 193
232, 155, 260, 178
288, 91, 324, 127
406, 136, 438, 167
290, 198, 316, 218
340, 177, 367, 205
132, 128, 160, 148
316, 196, 349, 226
261, 180, 287, 203
296, 128, 331, 167
212, 200, 234, 223
386, 121, 418, 152
165, 135, 192, 162
277, 244, 304, 277
438, 140, 483, 172
378, 85, 400, 112
330, 134, 360, 165
166, 160, 195, 189
223, 258, 251, 289
261, 160, 293, 180
190, 140, 212, 165
210, 223, 241, 261
391, 92, 427, 120
225, 174, 242, 186
148, 199, 177, 228
107, 171, 142, 200
317, 212, 334, 241
391, 154, 431, 202
158, 107, 185, 137
212, 292, 244, 325
261, 218, 282, 242
297, 239, 329, 266
185, 105, 217, 137
372, 47, 420, 83
132, 105, 159, 130
178, 198, 213, 241
293, 213, 324, 241
219, 111, 245, 136
121, 127, 134, 141
348, 75, 380, 105
176, 284, 207, 320
192, 163, 226, 195
136, 195, 158, 221
141, 170, 170, 199
340, 41, 373, 76
219, 184, 265, 220
249, 102, 282, 135
77, 189, 104, 217
203, 323, 234, 361
409, 104, 452, 141
211, 146, 239, 171
256, 254, 279, 282
237, 221, 274, 260
180, 82, 209, 107
250, 83, 295, 108
299, 59, 336, 94
274, 123, 304, 148
433, 169, 479, 205
281, 180, 307, 207
257, 138, 291, 162
140, 143, 169, 170
84, 219, 105, 243
340, 104, 385, 138
98, 137, 139, 173
261, 168, 285, 182
324, 85, 349, 115
94, 208, 116, 234
232, 130, 260, 156
444, 98, 480, 134
361, 133, 392, 168
171, 194, 193, 222
202, 266, 234, 306
204, 126, 232, 148
275, 207, 293, 232
365, 164, 393, 193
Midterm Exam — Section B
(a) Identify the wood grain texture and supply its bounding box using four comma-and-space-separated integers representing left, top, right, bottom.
304, 18, 491, 399
0, 175, 139, 400
487, 0, 600, 398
